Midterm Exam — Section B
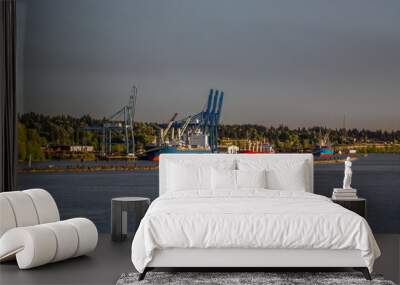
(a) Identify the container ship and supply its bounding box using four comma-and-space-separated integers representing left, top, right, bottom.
144, 133, 212, 161
144, 145, 211, 161
142, 89, 225, 161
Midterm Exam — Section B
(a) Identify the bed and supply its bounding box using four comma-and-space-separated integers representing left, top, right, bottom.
131, 154, 380, 280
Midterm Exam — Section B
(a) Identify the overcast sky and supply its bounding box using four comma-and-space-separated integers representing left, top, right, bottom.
16, 0, 400, 130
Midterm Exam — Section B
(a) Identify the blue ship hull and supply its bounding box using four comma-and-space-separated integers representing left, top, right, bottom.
146, 146, 211, 161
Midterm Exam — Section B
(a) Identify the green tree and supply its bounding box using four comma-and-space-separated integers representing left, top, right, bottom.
17, 122, 27, 161
26, 128, 46, 161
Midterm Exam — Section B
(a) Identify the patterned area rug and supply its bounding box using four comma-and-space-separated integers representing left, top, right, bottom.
116, 272, 396, 285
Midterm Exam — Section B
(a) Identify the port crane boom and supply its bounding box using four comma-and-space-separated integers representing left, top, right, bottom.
162, 113, 178, 143
179, 115, 192, 141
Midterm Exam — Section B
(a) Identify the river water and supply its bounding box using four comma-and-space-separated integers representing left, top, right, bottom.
17, 153, 400, 233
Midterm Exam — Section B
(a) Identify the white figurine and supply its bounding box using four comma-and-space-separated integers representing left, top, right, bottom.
343, 156, 352, 189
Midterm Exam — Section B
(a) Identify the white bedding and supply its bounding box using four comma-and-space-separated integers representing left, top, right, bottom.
131, 190, 380, 273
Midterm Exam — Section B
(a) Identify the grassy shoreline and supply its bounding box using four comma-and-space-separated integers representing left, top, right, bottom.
18, 156, 361, 173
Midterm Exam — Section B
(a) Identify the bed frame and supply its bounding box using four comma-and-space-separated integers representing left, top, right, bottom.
139, 154, 371, 280
140, 248, 370, 280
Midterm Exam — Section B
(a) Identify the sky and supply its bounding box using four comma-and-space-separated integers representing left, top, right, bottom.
16, 0, 400, 130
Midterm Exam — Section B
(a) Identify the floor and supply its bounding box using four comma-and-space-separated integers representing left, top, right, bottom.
0, 234, 133, 285
1, 234, 399, 285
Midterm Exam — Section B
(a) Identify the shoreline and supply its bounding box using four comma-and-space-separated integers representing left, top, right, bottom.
18, 165, 159, 173
314, 156, 359, 165
18, 156, 360, 173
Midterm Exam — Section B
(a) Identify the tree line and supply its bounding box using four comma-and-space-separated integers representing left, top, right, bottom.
218, 124, 400, 152
17, 112, 400, 161
18, 112, 156, 161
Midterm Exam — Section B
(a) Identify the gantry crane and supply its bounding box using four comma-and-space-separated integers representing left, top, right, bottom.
171, 89, 224, 152
84, 85, 138, 158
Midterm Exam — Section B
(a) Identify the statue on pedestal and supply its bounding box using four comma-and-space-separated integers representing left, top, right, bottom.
343, 156, 352, 189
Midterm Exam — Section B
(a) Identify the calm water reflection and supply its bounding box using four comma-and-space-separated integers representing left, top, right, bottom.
17, 153, 400, 233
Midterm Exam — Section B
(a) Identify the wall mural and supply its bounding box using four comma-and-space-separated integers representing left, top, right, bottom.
16, 0, 400, 233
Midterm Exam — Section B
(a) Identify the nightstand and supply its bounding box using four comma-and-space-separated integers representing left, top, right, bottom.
331, 198, 366, 218
111, 197, 150, 242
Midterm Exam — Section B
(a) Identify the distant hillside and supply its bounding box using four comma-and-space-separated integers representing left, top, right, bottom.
17, 112, 400, 161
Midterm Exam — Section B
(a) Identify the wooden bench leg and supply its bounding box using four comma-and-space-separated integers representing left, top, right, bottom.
354, 267, 371, 280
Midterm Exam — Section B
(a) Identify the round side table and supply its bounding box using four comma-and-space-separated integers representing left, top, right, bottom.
111, 197, 150, 242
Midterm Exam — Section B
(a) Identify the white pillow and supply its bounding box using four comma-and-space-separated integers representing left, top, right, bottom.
211, 168, 237, 190
236, 169, 267, 189
266, 161, 307, 191
167, 162, 211, 191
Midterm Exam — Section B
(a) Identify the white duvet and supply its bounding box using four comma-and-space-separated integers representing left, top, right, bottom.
131, 190, 380, 273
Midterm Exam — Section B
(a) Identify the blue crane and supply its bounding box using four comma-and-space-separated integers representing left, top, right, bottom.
175, 89, 224, 152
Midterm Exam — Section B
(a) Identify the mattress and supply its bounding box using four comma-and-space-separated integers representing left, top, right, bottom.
131, 190, 380, 273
